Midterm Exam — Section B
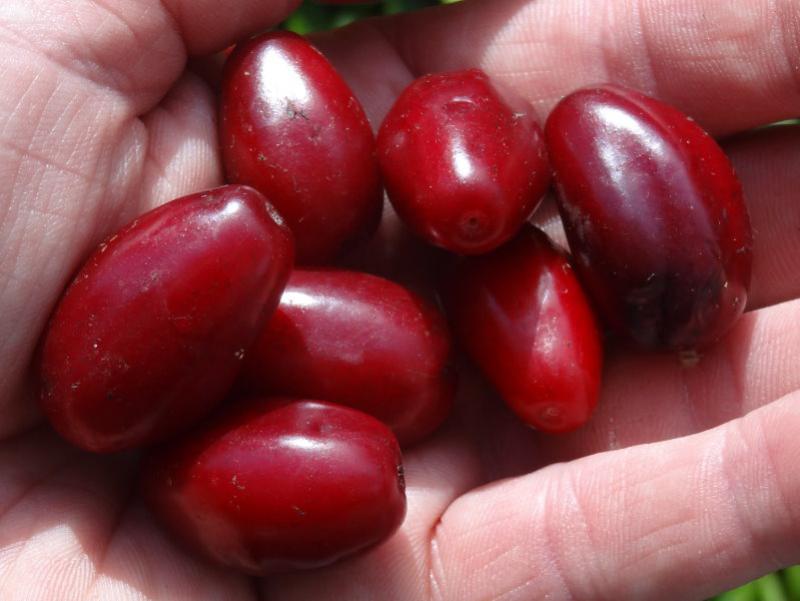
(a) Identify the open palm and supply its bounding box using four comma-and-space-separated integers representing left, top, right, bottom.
1, 1, 799, 599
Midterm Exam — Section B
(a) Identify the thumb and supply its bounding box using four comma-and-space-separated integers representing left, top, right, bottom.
1, 0, 302, 116
160, 0, 302, 56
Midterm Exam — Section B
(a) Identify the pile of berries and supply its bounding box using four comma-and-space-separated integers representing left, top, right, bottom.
37, 31, 752, 574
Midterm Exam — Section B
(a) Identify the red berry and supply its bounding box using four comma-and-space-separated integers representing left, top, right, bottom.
377, 69, 550, 255
442, 226, 602, 433
140, 398, 406, 574
241, 269, 455, 445
545, 85, 752, 350
39, 185, 294, 453
220, 31, 382, 264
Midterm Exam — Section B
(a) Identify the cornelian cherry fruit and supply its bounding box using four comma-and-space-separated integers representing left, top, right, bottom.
378, 69, 550, 255
140, 398, 406, 574
442, 226, 602, 433
220, 31, 382, 264
39, 185, 294, 453
241, 269, 455, 446
545, 84, 752, 350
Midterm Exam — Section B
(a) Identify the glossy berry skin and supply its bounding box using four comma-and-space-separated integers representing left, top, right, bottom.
39, 186, 294, 453
546, 84, 752, 350
241, 270, 455, 446
442, 226, 602, 433
377, 69, 550, 255
140, 398, 406, 574
220, 31, 382, 264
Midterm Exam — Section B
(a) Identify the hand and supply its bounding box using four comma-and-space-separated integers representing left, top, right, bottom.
1, 1, 798, 599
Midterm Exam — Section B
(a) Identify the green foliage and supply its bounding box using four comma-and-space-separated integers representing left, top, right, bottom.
783, 566, 800, 599
713, 570, 800, 601
756, 573, 789, 601
716, 581, 759, 601
282, 0, 455, 34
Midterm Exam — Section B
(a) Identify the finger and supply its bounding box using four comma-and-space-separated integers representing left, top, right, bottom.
400, 301, 800, 476
321, 0, 800, 136
531, 297, 800, 466
159, 0, 300, 56
138, 72, 224, 211
0, 0, 300, 117
428, 389, 800, 601
728, 124, 800, 311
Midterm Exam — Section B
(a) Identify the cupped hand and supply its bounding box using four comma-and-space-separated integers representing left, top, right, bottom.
1, 1, 799, 599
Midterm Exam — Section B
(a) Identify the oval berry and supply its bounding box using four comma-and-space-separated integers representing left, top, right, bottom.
241, 270, 455, 446
140, 398, 406, 574
220, 31, 382, 264
377, 69, 550, 255
40, 185, 294, 453
545, 84, 752, 350
442, 226, 602, 433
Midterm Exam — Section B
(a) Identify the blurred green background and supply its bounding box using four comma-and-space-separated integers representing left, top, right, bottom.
282, 1, 799, 599
282, 0, 452, 33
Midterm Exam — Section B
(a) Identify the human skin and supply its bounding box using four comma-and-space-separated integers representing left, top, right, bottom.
0, 1, 799, 600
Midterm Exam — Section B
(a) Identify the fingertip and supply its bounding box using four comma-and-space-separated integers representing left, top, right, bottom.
161, 0, 303, 56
